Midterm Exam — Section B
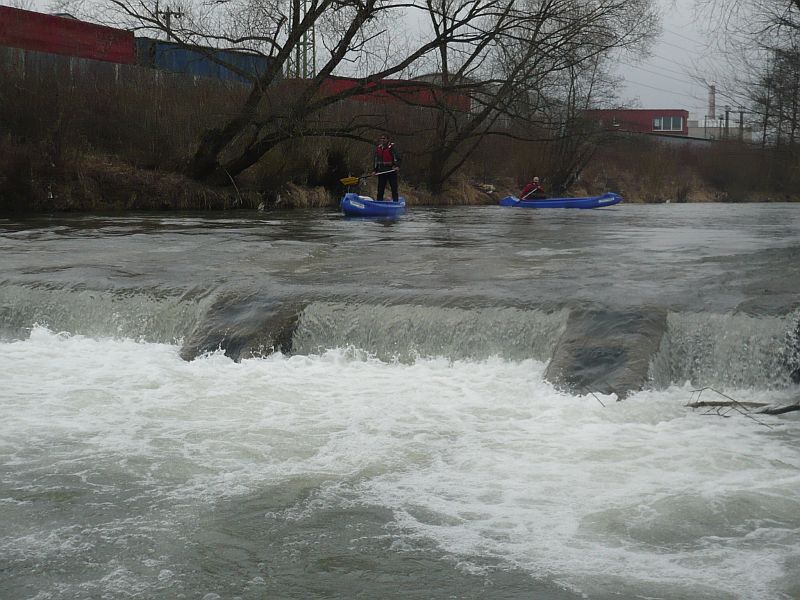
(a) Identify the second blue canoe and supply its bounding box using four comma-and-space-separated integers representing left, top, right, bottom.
499, 192, 623, 209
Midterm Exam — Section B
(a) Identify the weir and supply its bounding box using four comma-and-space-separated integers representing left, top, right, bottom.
179, 300, 673, 397
1, 282, 797, 393
178, 300, 798, 395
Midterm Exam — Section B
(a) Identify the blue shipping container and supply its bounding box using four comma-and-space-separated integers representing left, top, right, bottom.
135, 37, 272, 84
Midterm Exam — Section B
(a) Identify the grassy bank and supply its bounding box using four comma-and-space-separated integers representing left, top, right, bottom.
1, 56, 798, 213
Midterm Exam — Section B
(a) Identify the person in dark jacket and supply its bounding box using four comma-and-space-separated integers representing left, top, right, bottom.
520, 176, 547, 200
374, 133, 401, 201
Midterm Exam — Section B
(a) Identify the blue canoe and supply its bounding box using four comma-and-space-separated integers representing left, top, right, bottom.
499, 192, 623, 209
340, 193, 406, 217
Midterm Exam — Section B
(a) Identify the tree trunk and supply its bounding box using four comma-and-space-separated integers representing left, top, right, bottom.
187, 129, 231, 184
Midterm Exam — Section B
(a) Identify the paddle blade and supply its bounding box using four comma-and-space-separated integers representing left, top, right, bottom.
340, 176, 360, 186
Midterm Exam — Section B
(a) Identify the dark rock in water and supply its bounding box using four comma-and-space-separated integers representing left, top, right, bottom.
180, 294, 303, 361
544, 307, 668, 399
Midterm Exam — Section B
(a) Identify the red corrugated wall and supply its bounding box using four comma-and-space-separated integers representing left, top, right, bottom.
0, 6, 134, 64
319, 77, 470, 112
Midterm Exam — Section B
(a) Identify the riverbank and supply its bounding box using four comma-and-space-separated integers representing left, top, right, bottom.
0, 148, 502, 213
1, 140, 798, 214
3, 47, 800, 213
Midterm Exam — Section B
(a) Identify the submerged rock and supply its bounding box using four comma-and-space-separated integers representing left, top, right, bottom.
544, 307, 668, 399
180, 294, 303, 361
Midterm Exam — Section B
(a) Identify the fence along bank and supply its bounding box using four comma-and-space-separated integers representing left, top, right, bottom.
0, 6, 274, 85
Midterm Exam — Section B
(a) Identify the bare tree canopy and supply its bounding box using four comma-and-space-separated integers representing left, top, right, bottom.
416, 0, 657, 191
698, 0, 800, 149
60, 0, 658, 188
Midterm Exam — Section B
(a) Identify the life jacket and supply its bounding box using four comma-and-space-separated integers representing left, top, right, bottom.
375, 143, 397, 170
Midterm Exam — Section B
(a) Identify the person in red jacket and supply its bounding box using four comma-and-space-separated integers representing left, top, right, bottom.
520, 176, 547, 200
373, 133, 401, 201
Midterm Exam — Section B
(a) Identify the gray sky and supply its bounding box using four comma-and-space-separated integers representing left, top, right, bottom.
615, 0, 719, 116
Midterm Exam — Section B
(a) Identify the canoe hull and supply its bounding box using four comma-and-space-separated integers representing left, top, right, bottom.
341, 193, 406, 217
499, 192, 623, 209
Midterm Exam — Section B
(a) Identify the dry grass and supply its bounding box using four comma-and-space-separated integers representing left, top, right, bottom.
276, 183, 334, 208
1, 148, 250, 213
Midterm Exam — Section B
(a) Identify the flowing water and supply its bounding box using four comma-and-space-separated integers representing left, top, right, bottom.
1, 203, 799, 600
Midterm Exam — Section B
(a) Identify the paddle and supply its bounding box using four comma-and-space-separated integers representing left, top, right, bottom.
340, 169, 396, 186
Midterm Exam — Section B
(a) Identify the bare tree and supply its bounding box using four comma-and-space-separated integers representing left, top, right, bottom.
415, 0, 658, 192
539, 57, 620, 193
751, 43, 800, 147
67, 0, 655, 190
697, 0, 800, 148
84, 0, 543, 185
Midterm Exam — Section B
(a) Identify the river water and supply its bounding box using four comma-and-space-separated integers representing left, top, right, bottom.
1, 203, 799, 599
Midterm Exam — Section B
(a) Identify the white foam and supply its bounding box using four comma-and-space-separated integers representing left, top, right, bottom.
1, 327, 799, 599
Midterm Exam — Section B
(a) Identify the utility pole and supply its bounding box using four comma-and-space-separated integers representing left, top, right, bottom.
724, 105, 731, 139
155, 1, 184, 40
738, 108, 744, 141
286, 0, 316, 78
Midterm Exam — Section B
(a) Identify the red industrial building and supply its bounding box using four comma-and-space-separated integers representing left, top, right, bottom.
587, 109, 689, 136
319, 76, 471, 112
0, 6, 135, 64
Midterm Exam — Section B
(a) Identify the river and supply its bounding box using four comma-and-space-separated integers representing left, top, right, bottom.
1, 203, 799, 599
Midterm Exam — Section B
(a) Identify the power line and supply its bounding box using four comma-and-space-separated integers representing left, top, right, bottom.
620, 61, 700, 86
662, 26, 707, 45
656, 38, 697, 53
619, 76, 708, 104
620, 48, 711, 76
624, 59, 693, 80
619, 68, 747, 113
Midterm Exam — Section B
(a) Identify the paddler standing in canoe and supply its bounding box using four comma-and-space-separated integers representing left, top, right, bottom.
374, 133, 401, 202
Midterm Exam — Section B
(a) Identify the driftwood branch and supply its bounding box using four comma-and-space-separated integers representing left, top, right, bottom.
757, 402, 800, 415
686, 387, 800, 427
686, 400, 768, 409
687, 387, 770, 427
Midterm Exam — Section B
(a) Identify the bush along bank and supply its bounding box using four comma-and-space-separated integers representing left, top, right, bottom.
0, 139, 501, 213
3, 136, 797, 214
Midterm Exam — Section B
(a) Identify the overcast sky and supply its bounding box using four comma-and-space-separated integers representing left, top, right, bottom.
615, 0, 720, 117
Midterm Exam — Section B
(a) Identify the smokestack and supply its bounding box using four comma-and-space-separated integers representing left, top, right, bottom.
708, 84, 716, 119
